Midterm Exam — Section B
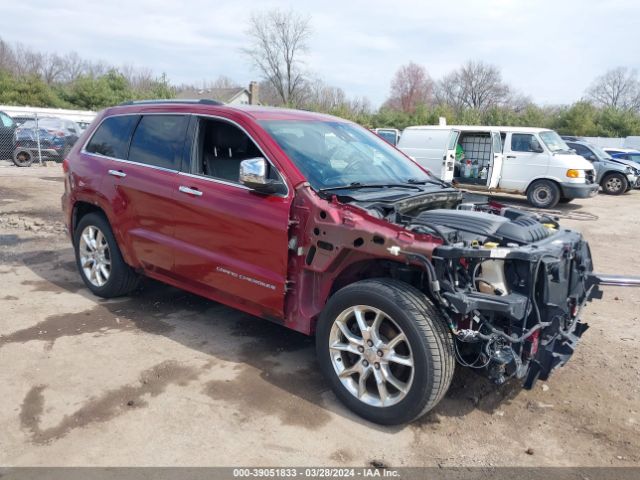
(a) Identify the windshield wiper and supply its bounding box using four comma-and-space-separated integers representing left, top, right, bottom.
406, 177, 450, 187
319, 182, 423, 193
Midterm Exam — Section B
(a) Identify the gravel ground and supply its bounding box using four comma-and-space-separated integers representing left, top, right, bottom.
0, 160, 638, 467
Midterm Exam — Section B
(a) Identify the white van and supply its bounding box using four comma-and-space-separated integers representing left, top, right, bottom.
398, 126, 599, 208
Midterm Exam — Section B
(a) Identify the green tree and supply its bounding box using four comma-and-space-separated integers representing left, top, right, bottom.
61, 69, 132, 110
553, 102, 599, 136
0, 70, 63, 107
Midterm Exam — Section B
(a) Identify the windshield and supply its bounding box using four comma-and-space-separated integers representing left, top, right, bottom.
260, 120, 431, 190
590, 144, 614, 160
539, 130, 570, 153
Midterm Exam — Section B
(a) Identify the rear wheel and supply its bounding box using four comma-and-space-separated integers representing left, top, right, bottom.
527, 179, 560, 209
74, 212, 139, 298
601, 173, 628, 195
13, 149, 33, 167
316, 279, 455, 425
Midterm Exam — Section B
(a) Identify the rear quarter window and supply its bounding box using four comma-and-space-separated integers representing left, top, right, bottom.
86, 115, 140, 159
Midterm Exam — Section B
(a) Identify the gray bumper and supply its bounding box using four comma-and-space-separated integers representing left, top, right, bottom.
560, 182, 599, 199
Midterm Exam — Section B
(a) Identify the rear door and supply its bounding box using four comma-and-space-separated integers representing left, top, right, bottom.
444, 129, 459, 182
171, 115, 292, 319
488, 131, 503, 188
87, 113, 188, 275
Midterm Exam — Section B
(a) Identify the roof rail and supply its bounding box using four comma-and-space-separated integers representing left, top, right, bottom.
118, 99, 224, 106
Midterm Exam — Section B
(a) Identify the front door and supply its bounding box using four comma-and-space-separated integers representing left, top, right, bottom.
499, 132, 549, 191
172, 117, 292, 319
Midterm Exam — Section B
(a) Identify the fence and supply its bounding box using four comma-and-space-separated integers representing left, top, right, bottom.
0, 107, 95, 167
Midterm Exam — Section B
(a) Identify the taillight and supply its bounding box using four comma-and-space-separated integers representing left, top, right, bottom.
62, 158, 69, 173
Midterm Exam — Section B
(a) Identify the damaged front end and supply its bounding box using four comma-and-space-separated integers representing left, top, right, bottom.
392, 202, 621, 389
291, 183, 638, 389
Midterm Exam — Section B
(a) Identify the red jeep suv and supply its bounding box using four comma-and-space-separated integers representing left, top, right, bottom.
62, 100, 625, 424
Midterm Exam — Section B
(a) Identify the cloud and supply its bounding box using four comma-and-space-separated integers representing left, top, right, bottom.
0, 0, 638, 107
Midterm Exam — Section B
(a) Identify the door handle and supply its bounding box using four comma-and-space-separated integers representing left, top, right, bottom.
108, 169, 126, 178
179, 186, 203, 197
506, 155, 516, 159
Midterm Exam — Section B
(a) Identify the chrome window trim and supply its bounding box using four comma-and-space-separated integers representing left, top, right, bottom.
81, 111, 290, 198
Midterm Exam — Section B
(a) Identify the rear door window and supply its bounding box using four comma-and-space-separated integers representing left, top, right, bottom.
86, 115, 140, 159
128, 115, 188, 170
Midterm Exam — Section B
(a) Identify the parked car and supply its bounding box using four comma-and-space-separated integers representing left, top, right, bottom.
0, 110, 17, 160
398, 126, 598, 208
565, 140, 640, 194
13, 117, 83, 166
61, 100, 636, 425
10, 115, 36, 126
603, 147, 640, 168
373, 128, 401, 146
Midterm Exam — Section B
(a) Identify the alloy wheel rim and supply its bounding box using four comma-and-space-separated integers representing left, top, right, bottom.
78, 225, 111, 287
329, 305, 414, 407
606, 177, 622, 192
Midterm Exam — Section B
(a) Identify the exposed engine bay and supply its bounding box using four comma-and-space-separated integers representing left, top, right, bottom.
347, 186, 602, 387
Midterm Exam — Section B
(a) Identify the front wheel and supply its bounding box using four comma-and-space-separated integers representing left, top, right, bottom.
601, 173, 628, 195
316, 279, 455, 425
527, 179, 560, 209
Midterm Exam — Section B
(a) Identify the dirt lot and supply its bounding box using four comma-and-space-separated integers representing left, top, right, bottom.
0, 160, 638, 467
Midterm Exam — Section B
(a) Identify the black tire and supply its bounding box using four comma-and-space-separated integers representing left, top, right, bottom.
601, 173, 628, 195
73, 212, 139, 298
316, 278, 455, 425
527, 179, 560, 209
13, 149, 33, 167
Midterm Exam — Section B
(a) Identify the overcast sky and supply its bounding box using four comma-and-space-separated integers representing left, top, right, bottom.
1, 0, 638, 107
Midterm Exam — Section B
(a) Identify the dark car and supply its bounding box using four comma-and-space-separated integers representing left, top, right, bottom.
0, 111, 17, 160
61, 99, 637, 425
13, 117, 83, 167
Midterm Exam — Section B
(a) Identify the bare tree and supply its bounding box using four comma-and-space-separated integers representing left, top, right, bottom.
209, 75, 239, 89
0, 37, 17, 72
41, 53, 66, 84
586, 67, 640, 111
385, 62, 434, 113
60, 52, 87, 83
11, 43, 44, 77
243, 9, 311, 107
302, 77, 346, 110
436, 60, 511, 111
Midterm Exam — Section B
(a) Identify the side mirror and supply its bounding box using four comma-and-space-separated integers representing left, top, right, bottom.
530, 139, 544, 153
239, 157, 286, 195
